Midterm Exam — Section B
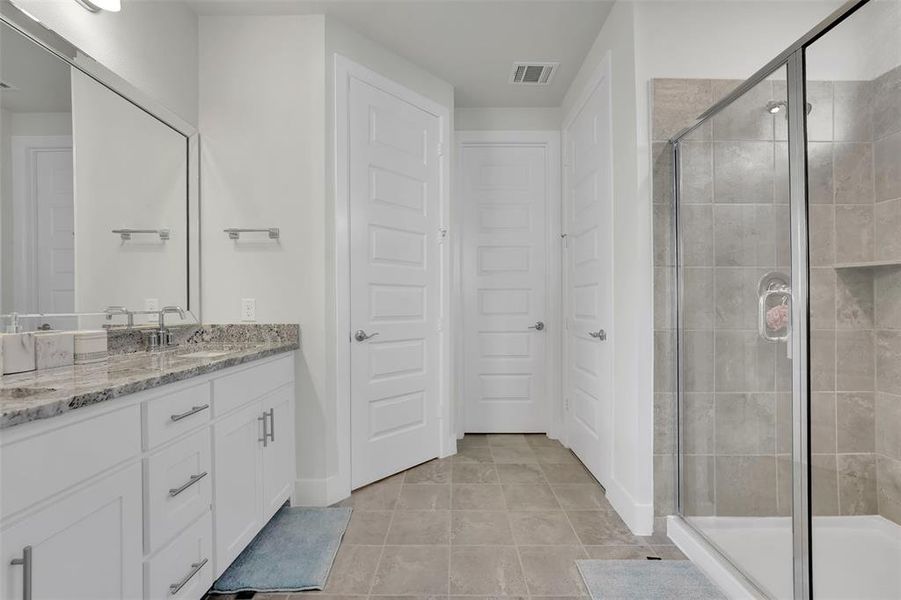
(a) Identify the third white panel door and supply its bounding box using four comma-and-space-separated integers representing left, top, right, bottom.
462, 144, 548, 432
564, 69, 613, 487
349, 77, 442, 489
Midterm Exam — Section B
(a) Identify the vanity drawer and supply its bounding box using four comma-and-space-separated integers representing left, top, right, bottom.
145, 428, 212, 553
212, 355, 293, 416
144, 382, 212, 450
1, 404, 141, 519
145, 511, 213, 600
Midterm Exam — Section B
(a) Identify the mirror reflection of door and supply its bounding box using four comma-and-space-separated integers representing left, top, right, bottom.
1, 28, 75, 318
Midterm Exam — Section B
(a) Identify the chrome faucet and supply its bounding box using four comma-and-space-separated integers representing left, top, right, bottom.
145, 306, 185, 350
104, 306, 134, 328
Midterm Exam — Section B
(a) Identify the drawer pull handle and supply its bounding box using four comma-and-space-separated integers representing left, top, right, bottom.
169, 472, 208, 497
168, 557, 208, 595
10, 546, 32, 600
170, 404, 210, 422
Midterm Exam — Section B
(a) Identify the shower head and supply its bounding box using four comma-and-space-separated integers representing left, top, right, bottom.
765, 100, 813, 115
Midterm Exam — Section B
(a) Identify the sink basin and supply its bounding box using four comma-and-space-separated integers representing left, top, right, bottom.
0, 387, 57, 400
175, 351, 230, 360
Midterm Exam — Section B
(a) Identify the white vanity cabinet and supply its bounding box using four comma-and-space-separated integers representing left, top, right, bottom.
0, 353, 296, 600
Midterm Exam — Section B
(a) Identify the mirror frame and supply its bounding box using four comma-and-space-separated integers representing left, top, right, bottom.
1, 0, 201, 320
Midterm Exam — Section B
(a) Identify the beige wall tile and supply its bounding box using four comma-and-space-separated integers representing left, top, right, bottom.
652, 142, 674, 205
680, 141, 714, 204
683, 393, 715, 455
876, 330, 901, 394
836, 392, 876, 453
874, 199, 901, 262
682, 455, 716, 516
683, 330, 715, 393
715, 393, 776, 454
714, 330, 775, 393
682, 268, 715, 329
834, 80, 874, 142
838, 453, 878, 515
810, 329, 836, 392
712, 79, 774, 141
811, 454, 840, 516
874, 131, 901, 202
652, 79, 713, 141
833, 143, 874, 204
876, 456, 901, 525
680, 205, 714, 267
835, 269, 874, 329
809, 205, 835, 267
811, 268, 836, 330
811, 392, 837, 454
835, 330, 875, 391
713, 142, 774, 204
872, 65, 901, 140
834, 205, 874, 264
876, 393, 901, 460
715, 456, 778, 516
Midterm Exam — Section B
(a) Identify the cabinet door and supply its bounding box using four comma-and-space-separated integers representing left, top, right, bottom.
1, 463, 142, 600
261, 385, 295, 520
212, 401, 263, 576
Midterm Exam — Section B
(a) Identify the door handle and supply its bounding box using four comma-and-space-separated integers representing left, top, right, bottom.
169, 472, 208, 497
10, 546, 32, 600
528, 321, 545, 331
354, 330, 379, 342
265, 408, 275, 443
169, 558, 208, 595
588, 329, 607, 340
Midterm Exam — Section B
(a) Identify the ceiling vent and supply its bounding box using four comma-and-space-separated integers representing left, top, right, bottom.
509, 62, 558, 86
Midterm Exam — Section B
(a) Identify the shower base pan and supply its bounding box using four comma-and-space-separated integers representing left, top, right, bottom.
668, 514, 901, 600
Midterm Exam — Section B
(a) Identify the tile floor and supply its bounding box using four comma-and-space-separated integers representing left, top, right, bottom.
208, 434, 684, 600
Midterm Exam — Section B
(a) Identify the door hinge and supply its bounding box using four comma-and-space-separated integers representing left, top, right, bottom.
437, 142, 446, 157
561, 233, 568, 248
564, 397, 570, 411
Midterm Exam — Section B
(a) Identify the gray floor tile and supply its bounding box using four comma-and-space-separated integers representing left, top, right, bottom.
397, 485, 451, 510
508, 510, 581, 545
323, 545, 382, 594
566, 510, 641, 546
502, 484, 561, 510
343, 510, 393, 545
452, 463, 499, 483
492, 446, 539, 463
539, 463, 594, 484
386, 510, 451, 545
496, 463, 546, 483
371, 546, 450, 595
405, 460, 453, 484
451, 510, 514, 545
550, 484, 613, 510
452, 484, 507, 510
517, 546, 589, 596
450, 546, 528, 595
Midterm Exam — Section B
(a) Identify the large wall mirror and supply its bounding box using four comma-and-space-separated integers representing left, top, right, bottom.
0, 1, 198, 331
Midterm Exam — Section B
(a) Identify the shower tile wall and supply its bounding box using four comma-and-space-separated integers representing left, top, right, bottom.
651, 68, 901, 527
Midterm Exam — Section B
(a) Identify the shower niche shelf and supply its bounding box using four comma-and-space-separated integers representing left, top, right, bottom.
834, 260, 901, 270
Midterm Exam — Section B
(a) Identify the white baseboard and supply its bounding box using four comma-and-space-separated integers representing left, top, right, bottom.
666, 516, 764, 600
293, 475, 348, 507
605, 477, 654, 536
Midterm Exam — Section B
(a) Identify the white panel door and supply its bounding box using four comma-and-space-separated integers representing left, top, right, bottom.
349, 77, 442, 489
461, 145, 548, 432
564, 71, 614, 487
35, 148, 75, 314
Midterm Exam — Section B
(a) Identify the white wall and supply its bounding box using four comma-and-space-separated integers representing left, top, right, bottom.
455, 107, 560, 131
198, 14, 328, 499
71, 69, 187, 314
13, 0, 199, 125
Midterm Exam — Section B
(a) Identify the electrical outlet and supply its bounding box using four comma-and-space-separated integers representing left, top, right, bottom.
241, 298, 256, 322
145, 298, 159, 324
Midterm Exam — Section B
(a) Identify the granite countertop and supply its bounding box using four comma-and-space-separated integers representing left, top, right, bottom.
0, 325, 299, 430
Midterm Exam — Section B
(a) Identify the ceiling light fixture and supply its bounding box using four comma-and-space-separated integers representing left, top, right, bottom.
75, 0, 121, 13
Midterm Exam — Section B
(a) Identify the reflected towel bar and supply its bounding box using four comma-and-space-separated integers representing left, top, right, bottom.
224, 228, 280, 240
112, 228, 170, 241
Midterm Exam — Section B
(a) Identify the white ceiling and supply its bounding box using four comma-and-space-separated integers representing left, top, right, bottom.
1, 23, 72, 113
188, 1, 615, 107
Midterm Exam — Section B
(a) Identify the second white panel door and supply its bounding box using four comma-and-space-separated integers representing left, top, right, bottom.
462, 143, 549, 432
348, 77, 442, 489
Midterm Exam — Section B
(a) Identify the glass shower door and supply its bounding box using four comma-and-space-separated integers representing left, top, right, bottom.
676, 67, 796, 599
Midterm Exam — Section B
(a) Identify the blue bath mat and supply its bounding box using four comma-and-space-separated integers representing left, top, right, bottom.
577, 559, 727, 600
211, 506, 352, 593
